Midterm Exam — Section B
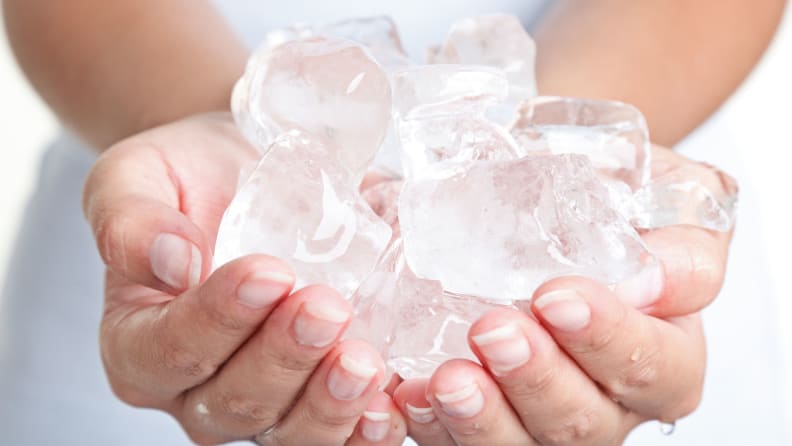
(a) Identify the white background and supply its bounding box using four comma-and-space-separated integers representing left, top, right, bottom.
1, 4, 791, 431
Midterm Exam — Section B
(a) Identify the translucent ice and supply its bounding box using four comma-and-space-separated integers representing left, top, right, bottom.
232, 36, 392, 181
348, 240, 506, 378
393, 65, 508, 119
400, 154, 651, 301
392, 65, 520, 177
214, 130, 392, 297
429, 14, 538, 113
320, 16, 413, 71
511, 97, 651, 190
260, 17, 411, 71
631, 161, 738, 232
362, 179, 403, 240
221, 16, 739, 381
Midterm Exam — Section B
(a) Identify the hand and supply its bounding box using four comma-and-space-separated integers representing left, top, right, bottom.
83, 113, 407, 445
392, 146, 733, 445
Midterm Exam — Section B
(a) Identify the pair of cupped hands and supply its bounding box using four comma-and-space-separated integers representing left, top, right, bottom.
83, 113, 732, 446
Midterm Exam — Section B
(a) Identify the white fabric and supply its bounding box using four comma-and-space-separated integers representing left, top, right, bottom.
0, 1, 787, 444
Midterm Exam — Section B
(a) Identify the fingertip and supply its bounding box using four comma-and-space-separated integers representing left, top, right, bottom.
201, 254, 295, 312
393, 378, 434, 423
611, 259, 665, 310
150, 232, 205, 291
357, 392, 406, 444
469, 311, 534, 377
324, 340, 388, 402
640, 226, 727, 316
428, 360, 487, 419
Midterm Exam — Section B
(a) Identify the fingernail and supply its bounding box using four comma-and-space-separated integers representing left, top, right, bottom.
534, 289, 591, 331
613, 261, 665, 309
237, 271, 294, 309
327, 354, 378, 401
471, 323, 532, 375
405, 403, 436, 424
293, 300, 351, 347
150, 233, 202, 289
434, 382, 484, 418
361, 411, 391, 442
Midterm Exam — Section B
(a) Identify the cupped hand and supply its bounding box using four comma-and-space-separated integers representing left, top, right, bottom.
393, 146, 733, 445
83, 113, 406, 445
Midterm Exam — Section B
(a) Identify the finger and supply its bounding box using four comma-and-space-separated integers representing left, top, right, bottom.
469, 309, 634, 446
100, 255, 294, 407
630, 225, 730, 317
532, 276, 706, 421
425, 360, 537, 446
392, 378, 455, 446
84, 142, 208, 293
347, 391, 407, 445
179, 285, 354, 441
261, 340, 387, 445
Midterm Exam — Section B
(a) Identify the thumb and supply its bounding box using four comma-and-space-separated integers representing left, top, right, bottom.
83, 142, 210, 293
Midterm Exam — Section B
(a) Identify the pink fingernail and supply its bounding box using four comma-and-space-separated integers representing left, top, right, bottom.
150, 233, 202, 290
613, 261, 665, 309
534, 289, 591, 331
361, 411, 391, 441
237, 271, 294, 309
435, 382, 484, 418
293, 300, 350, 347
405, 403, 436, 424
327, 354, 378, 401
471, 323, 532, 375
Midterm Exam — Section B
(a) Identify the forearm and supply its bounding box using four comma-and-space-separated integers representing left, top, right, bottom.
3, 0, 247, 150
534, 0, 786, 146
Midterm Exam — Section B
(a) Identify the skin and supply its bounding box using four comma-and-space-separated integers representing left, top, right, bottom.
394, 147, 735, 445
3, 0, 785, 444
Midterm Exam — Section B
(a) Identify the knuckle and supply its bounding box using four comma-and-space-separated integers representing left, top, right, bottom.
536, 409, 597, 446
217, 392, 277, 426
203, 303, 247, 333
571, 308, 629, 356
508, 363, 559, 403
608, 346, 662, 401
303, 399, 356, 435
160, 340, 215, 379
578, 327, 619, 355
267, 348, 321, 376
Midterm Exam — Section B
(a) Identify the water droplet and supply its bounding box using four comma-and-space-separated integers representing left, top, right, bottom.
659, 421, 676, 435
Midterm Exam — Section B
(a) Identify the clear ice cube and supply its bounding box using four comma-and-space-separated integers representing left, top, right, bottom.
511, 97, 652, 190
429, 14, 538, 119
631, 161, 738, 232
214, 130, 392, 298
348, 239, 507, 378
232, 36, 392, 182
391, 65, 519, 177
400, 154, 651, 302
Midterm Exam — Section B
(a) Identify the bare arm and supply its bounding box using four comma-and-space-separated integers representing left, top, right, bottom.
5, 0, 785, 150
534, 0, 786, 146
3, 0, 247, 150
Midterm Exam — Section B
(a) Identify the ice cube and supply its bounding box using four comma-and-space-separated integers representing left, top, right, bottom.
400, 154, 651, 301
511, 97, 651, 190
429, 14, 538, 116
232, 36, 392, 182
631, 161, 738, 232
213, 130, 392, 298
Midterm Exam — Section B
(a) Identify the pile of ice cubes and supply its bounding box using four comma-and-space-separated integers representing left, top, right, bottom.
213, 14, 738, 378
